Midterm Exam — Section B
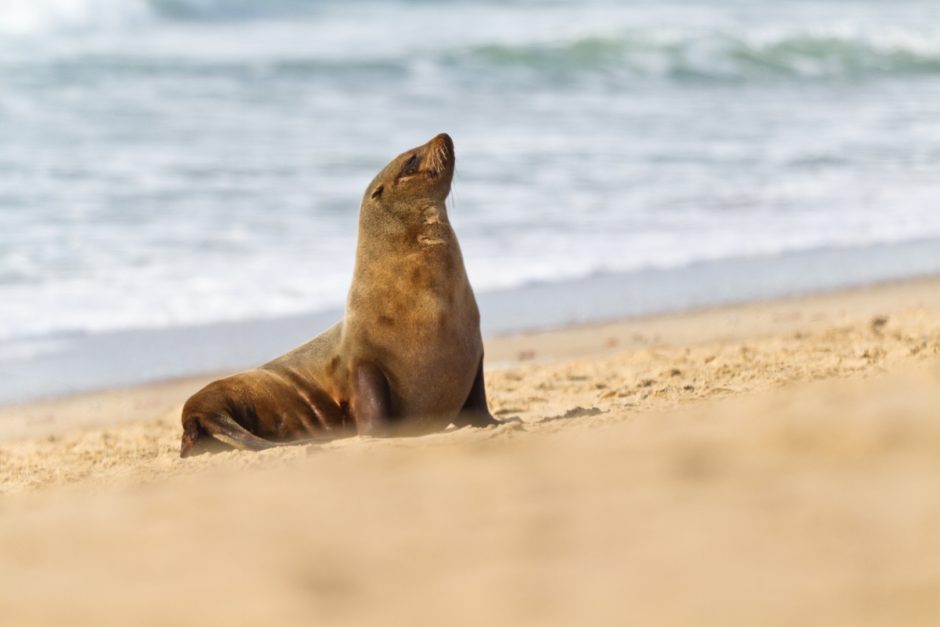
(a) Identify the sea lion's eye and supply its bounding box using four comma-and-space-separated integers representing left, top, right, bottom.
400, 154, 420, 177
371, 185, 384, 199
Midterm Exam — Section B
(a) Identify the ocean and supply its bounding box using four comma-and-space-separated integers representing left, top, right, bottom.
2, 0, 940, 401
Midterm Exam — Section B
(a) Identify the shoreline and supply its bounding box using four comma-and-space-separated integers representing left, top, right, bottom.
3, 237, 940, 406
3, 272, 939, 443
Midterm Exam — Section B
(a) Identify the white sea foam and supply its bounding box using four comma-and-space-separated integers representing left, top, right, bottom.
0, 0, 316, 35
0, 0, 151, 35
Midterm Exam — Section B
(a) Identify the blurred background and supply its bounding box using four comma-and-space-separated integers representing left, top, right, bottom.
2, 0, 940, 400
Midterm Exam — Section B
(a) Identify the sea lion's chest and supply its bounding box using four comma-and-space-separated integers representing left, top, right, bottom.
345, 253, 482, 421
364, 278, 480, 373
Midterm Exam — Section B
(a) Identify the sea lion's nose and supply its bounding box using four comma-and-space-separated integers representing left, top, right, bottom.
430, 133, 453, 153
424, 133, 455, 175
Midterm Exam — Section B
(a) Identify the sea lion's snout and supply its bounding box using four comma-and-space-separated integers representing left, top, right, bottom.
424, 132, 454, 178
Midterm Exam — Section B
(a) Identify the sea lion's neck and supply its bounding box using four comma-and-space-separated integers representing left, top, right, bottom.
414, 204, 450, 248
348, 201, 467, 303
354, 202, 455, 260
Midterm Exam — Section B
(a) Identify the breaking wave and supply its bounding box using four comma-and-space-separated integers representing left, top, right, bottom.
8, 34, 940, 86
3, 0, 938, 82
467, 30, 940, 81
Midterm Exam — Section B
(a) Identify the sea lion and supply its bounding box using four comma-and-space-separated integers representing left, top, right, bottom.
180, 133, 498, 457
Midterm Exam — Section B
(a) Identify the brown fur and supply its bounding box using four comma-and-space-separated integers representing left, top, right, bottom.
180, 133, 497, 457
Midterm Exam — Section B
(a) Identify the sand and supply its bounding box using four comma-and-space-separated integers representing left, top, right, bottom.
1, 277, 940, 625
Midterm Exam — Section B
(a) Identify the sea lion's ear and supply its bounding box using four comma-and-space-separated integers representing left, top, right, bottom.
371, 185, 384, 199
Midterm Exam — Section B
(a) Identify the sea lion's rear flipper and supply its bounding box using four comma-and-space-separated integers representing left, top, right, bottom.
453, 357, 500, 428
181, 412, 278, 457
351, 362, 392, 436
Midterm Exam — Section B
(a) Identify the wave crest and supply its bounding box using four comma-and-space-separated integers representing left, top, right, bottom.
2, 0, 938, 85
468, 30, 940, 81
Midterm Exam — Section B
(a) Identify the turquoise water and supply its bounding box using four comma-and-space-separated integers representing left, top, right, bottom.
1, 0, 940, 370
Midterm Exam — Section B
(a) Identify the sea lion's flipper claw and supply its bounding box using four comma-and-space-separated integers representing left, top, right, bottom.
352, 362, 392, 437
453, 357, 500, 428
183, 412, 278, 457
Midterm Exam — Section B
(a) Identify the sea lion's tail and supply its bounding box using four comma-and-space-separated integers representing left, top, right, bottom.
180, 411, 278, 458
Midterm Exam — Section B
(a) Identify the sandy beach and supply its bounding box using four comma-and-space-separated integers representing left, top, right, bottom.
5, 1, 939, 624
2, 277, 940, 625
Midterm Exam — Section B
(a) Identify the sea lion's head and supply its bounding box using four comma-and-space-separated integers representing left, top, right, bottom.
362, 133, 455, 219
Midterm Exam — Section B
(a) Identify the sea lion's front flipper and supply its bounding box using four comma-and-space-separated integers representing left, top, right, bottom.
352, 362, 392, 436
453, 357, 500, 428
